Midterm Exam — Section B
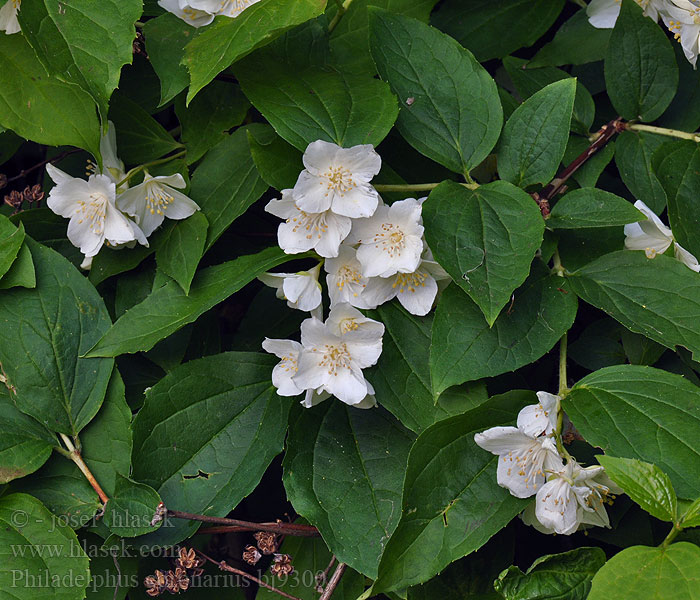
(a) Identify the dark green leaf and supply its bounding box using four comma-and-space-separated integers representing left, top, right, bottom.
183, 0, 328, 103
431, 0, 564, 62
660, 43, 700, 132
103, 474, 162, 537
494, 547, 606, 600
176, 81, 250, 164
132, 352, 290, 545
597, 456, 677, 522
566, 365, 700, 498
604, 0, 678, 121
431, 271, 577, 396
0, 239, 113, 435
17, 0, 142, 123
423, 180, 545, 325
236, 60, 398, 150
588, 543, 700, 600
0, 34, 100, 157
189, 127, 269, 250
284, 403, 414, 577
562, 135, 615, 187
498, 79, 576, 188
0, 493, 90, 599
86, 246, 296, 357
372, 392, 533, 593
615, 130, 667, 214
547, 189, 642, 229
155, 212, 208, 294
369, 9, 503, 175
0, 242, 36, 290
568, 251, 700, 361
247, 125, 304, 191
620, 329, 666, 366
0, 216, 24, 279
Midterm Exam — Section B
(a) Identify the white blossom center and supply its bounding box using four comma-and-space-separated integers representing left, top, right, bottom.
316, 343, 352, 376
321, 166, 356, 196
372, 223, 406, 257
146, 184, 174, 216
394, 270, 428, 293
289, 211, 328, 241
77, 193, 107, 234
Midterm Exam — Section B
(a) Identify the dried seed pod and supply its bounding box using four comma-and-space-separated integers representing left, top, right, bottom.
254, 531, 279, 555
270, 553, 294, 578
242, 544, 262, 565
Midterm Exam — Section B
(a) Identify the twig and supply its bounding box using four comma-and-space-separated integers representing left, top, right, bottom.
374, 182, 479, 193
316, 555, 336, 590
319, 562, 347, 600
532, 116, 625, 215
168, 510, 321, 537
6, 148, 82, 184
626, 123, 700, 142
196, 550, 303, 600
58, 433, 109, 504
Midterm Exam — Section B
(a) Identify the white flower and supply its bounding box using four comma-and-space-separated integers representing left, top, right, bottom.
188, 0, 261, 17
0, 0, 20, 34
534, 461, 621, 535
586, 0, 664, 28
325, 244, 374, 308
115, 172, 199, 237
662, 0, 700, 66
624, 200, 700, 272
87, 121, 127, 188
362, 250, 449, 316
325, 303, 385, 340
293, 140, 381, 218
517, 392, 560, 437
265, 189, 352, 258
157, 0, 215, 27
351, 198, 425, 278
258, 263, 322, 313
46, 164, 147, 259
293, 310, 384, 406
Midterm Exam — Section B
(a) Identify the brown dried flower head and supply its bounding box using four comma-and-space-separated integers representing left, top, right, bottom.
242, 544, 262, 565
144, 569, 168, 597
176, 547, 201, 570
4, 189, 22, 212
254, 531, 278, 555
270, 553, 294, 578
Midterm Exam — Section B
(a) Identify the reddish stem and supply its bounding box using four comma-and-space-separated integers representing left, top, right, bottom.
167, 510, 321, 537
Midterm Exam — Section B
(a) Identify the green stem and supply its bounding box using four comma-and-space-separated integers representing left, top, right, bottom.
116, 149, 187, 189
59, 433, 109, 504
661, 524, 682, 548
374, 182, 479, 193
551, 248, 566, 277
626, 123, 700, 143
328, 0, 354, 33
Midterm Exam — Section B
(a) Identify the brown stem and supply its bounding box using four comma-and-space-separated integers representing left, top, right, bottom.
319, 562, 347, 600
532, 116, 626, 216
167, 510, 321, 537
315, 555, 336, 591
59, 433, 109, 504
196, 550, 302, 600
6, 148, 82, 184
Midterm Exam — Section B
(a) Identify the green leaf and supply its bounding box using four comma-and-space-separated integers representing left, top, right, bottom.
189, 127, 269, 250
430, 270, 577, 397
588, 543, 700, 600
284, 403, 414, 578
547, 189, 643, 229
369, 9, 502, 175
423, 180, 545, 325
155, 212, 208, 294
0, 385, 55, 483
654, 141, 700, 259
621, 329, 666, 366
86, 246, 295, 357
109, 91, 182, 165
566, 365, 700, 498
176, 81, 250, 164
368, 302, 488, 433
0, 493, 90, 599
431, 0, 564, 62
247, 125, 304, 191
681, 497, 700, 528
0, 239, 113, 435
494, 547, 606, 600
529, 10, 611, 67
372, 392, 533, 594
497, 79, 576, 188
256, 523, 366, 600
660, 43, 700, 132
614, 130, 667, 214
0, 242, 36, 289
567, 251, 700, 361
236, 59, 398, 151
329, 0, 438, 75
81, 532, 139, 600
596, 456, 677, 522
0, 34, 100, 157
17, 0, 142, 124
0, 216, 25, 279
103, 474, 162, 537
184, 0, 328, 104
604, 0, 678, 121
142, 13, 193, 106
132, 352, 290, 545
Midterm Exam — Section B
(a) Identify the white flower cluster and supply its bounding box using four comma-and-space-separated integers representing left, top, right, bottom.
588, 0, 700, 66
261, 140, 450, 409
46, 122, 199, 270
475, 393, 622, 535
0, 0, 20, 34
158, 0, 260, 27
624, 200, 700, 271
